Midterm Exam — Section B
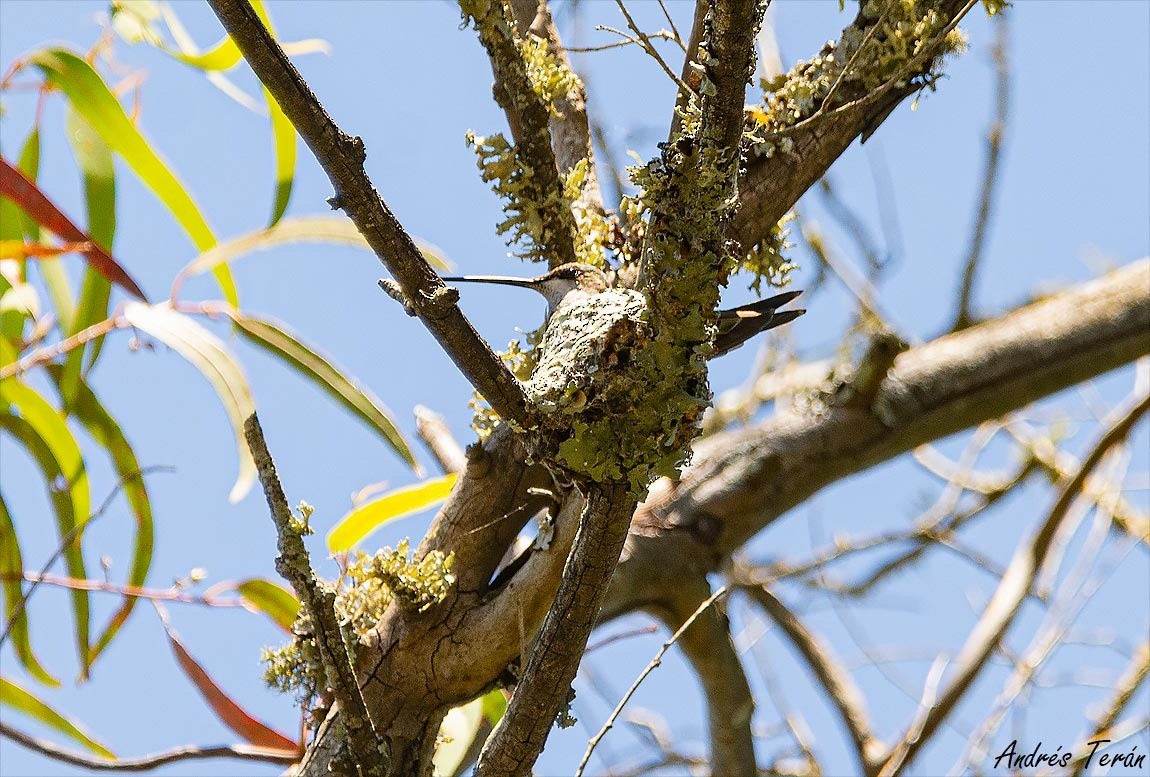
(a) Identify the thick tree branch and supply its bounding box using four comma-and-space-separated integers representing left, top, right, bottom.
208, 0, 532, 427
631, 259, 1150, 556
475, 483, 637, 777
605, 259, 1150, 618
733, 0, 972, 250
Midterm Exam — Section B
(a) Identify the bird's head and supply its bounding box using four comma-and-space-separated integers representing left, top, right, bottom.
534, 263, 608, 310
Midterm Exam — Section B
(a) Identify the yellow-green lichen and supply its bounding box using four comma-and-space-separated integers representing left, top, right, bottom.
525, 288, 704, 493
518, 34, 581, 116
261, 541, 455, 704
564, 159, 610, 269
738, 212, 797, 293
746, 0, 972, 158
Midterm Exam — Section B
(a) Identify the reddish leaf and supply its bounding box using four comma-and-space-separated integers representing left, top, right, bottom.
156, 607, 299, 752
0, 156, 146, 301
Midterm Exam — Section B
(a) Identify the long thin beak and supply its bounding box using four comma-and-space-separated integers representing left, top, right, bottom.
440, 275, 537, 290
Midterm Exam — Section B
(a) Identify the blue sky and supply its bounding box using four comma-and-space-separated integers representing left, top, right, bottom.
1, 1, 1147, 775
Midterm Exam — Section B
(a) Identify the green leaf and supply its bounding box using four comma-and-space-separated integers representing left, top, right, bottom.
267, 95, 295, 227
0, 383, 91, 673
481, 688, 507, 725
61, 109, 116, 406
0, 492, 59, 687
121, 302, 255, 502
15, 129, 75, 332
230, 311, 417, 471
172, 215, 451, 296
235, 578, 299, 633
0, 677, 114, 758
47, 368, 153, 669
30, 48, 237, 305
327, 474, 457, 553
433, 694, 485, 777
113, 0, 301, 227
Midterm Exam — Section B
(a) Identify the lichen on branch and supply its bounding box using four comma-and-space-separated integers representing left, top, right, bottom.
460, 0, 581, 267
746, 0, 975, 159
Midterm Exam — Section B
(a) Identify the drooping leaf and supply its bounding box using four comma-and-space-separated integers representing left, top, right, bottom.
172, 215, 451, 297
433, 694, 485, 777
235, 578, 299, 633
29, 48, 236, 305
62, 108, 117, 401
230, 311, 417, 471
12, 129, 76, 332
156, 607, 299, 752
0, 677, 114, 758
0, 156, 144, 301
121, 302, 256, 502
0, 492, 59, 686
112, 0, 312, 226
47, 367, 153, 669
0, 385, 91, 673
327, 474, 457, 553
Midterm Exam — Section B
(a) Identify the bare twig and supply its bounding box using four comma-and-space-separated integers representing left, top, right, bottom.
413, 405, 466, 474
658, 576, 756, 774
875, 389, 1150, 775
577, 585, 731, 777
738, 573, 883, 774
954, 12, 1010, 330
0, 466, 172, 652
0, 721, 297, 772
242, 414, 384, 775
207, 0, 532, 427
1069, 642, 1150, 777
613, 1, 693, 95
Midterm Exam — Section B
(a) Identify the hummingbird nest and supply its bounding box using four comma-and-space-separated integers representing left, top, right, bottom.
525, 288, 702, 495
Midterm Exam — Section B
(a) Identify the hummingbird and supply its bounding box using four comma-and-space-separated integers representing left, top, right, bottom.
441, 263, 805, 359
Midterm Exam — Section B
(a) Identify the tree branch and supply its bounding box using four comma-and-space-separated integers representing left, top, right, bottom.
736, 571, 883, 775
878, 389, 1150, 775
464, 0, 580, 268
243, 414, 384, 775
207, 0, 532, 427
954, 12, 1010, 330
0, 721, 298, 772
475, 483, 637, 777
734, 0, 973, 251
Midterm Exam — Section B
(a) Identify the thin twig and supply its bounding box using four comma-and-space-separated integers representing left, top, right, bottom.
954, 12, 1010, 330
576, 586, 731, 777
875, 390, 1150, 775
0, 721, 297, 771
0, 466, 172, 651
738, 575, 883, 774
614, 0, 693, 95
1069, 642, 1150, 777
